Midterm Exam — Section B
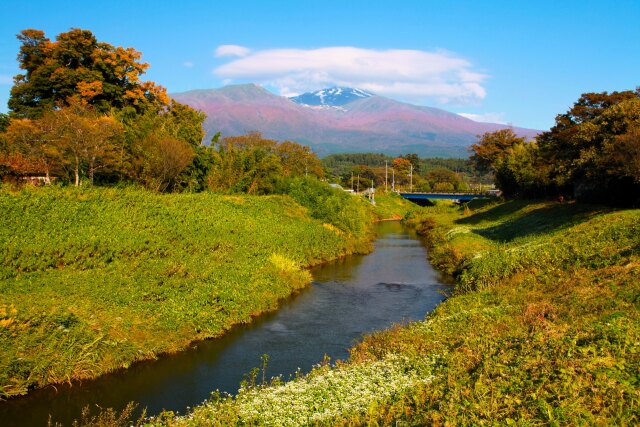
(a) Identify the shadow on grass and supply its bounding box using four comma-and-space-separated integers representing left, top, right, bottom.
459, 199, 530, 225
457, 200, 608, 243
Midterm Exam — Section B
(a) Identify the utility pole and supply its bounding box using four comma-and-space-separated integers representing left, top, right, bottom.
357, 174, 360, 193
392, 169, 395, 192
385, 160, 388, 192
409, 164, 413, 192
370, 182, 375, 205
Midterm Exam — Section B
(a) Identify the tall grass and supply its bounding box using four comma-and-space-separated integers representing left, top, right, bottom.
370, 191, 415, 220
0, 185, 374, 398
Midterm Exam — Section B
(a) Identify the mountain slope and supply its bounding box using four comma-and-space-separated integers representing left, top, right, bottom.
171, 84, 540, 157
173, 84, 327, 141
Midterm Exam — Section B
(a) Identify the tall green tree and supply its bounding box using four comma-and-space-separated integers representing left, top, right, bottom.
402, 153, 421, 173
275, 140, 324, 178
205, 133, 322, 195
470, 129, 527, 174
493, 141, 550, 198
118, 101, 205, 191
207, 140, 282, 194
537, 90, 638, 184
9, 28, 169, 118
0, 114, 9, 133
604, 124, 640, 184
469, 129, 540, 197
139, 134, 195, 192
538, 90, 640, 202
3, 28, 208, 191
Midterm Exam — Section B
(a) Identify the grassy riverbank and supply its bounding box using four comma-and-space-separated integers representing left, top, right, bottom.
0, 185, 375, 399
370, 191, 415, 221
166, 199, 639, 426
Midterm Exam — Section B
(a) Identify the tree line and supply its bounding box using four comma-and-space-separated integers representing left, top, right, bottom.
0, 29, 322, 194
471, 90, 640, 205
322, 153, 486, 193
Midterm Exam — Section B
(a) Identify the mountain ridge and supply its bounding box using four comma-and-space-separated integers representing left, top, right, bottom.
171, 84, 540, 157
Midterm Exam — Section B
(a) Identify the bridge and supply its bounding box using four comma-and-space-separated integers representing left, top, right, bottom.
400, 192, 493, 203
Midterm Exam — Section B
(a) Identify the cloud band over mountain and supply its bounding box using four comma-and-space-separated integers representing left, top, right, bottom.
213, 46, 487, 105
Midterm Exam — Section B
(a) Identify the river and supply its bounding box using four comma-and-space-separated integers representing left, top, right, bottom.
0, 220, 452, 426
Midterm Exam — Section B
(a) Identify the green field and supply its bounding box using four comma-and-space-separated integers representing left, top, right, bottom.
0, 185, 376, 398
169, 199, 639, 426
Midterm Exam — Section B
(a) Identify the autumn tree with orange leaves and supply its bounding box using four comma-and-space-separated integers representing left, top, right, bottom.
3, 112, 62, 182
4, 101, 123, 186
1, 28, 207, 190
8, 28, 169, 118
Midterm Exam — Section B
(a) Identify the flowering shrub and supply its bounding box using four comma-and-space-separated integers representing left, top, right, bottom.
175, 354, 435, 426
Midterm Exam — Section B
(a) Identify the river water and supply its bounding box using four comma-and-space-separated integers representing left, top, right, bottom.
0, 221, 452, 426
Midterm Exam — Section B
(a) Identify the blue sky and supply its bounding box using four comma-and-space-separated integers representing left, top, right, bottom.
0, 0, 638, 130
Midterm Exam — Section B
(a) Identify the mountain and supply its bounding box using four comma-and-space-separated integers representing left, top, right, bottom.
171, 84, 540, 157
289, 87, 373, 108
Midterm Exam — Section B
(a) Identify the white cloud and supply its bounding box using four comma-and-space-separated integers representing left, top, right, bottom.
183, 61, 194, 68
458, 112, 508, 124
213, 46, 488, 104
215, 45, 251, 58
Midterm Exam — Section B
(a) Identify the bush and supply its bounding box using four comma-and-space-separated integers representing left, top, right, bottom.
279, 176, 374, 238
433, 182, 455, 192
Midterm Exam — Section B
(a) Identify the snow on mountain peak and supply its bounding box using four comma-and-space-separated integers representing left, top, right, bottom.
290, 87, 373, 107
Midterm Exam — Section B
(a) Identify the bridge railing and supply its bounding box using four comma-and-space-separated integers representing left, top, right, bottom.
399, 191, 499, 201
399, 191, 497, 197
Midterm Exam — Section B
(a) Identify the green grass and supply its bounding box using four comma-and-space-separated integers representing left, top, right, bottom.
370, 191, 416, 220
163, 199, 639, 426
0, 185, 375, 398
